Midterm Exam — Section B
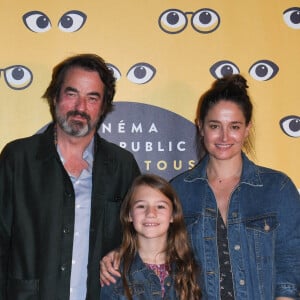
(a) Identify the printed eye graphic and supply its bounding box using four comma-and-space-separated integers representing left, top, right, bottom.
210, 60, 239, 79
280, 115, 300, 138
249, 60, 279, 81
106, 63, 121, 81
158, 8, 220, 34
191, 8, 220, 33
3, 65, 33, 90
158, 9, 188, 33
23, 11, 51, 33
127, 63, 156, 84
283, 7, 300, 29
58, 10, 87, 32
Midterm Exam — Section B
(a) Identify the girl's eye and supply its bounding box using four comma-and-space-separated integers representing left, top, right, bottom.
158, 205, 166, 209
136, 205, 145, 209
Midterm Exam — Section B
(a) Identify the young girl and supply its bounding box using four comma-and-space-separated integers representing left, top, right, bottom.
100, 174, 201, 300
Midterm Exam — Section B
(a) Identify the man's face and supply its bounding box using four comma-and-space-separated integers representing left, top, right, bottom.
55, 67, 105, 137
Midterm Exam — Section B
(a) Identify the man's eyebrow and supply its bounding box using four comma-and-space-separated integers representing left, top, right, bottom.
64, 86, 78, 93
63, 87, 101, 98
87, 91, 101, 97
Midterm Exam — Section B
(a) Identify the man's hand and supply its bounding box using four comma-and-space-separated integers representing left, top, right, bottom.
100, 250, 121, 287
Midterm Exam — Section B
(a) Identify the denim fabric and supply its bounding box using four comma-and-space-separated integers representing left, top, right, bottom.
100, 253, 177, 300
171, 153, 300, 300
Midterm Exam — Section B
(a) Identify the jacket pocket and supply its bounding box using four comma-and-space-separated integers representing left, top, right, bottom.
104, 197, 122, 239
246, 214, 278, 233
245, 214, 278, 298
7, 278, 39, 300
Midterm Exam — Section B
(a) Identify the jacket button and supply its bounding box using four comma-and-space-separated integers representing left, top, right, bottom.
239, 279, 245, 286
63, 227, 70, 234
234, 245, 241, 251
60, 264, 66, 271
232, 212, 238, 218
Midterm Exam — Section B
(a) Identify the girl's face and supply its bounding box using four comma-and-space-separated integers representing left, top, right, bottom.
200, 100, 251, 161
129, 185, 173, 243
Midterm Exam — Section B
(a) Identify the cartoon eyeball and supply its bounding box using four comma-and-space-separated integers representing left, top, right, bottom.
1, 65, 33, 90
283, 7, 300, 29
210, 60, 240, 79
23, 11, 52, 33
127, 63, 156, 84
280, 115, 300, 138
106, 64, 122, 81
58, 10, 87, 32
249, 60, 279, 81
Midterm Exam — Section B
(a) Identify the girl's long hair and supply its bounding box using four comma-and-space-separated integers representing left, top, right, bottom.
119, 174, 201, 300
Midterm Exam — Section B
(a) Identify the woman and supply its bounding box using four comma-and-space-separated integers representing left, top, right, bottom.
100, 74, 300, 299
170, 74, 300, 299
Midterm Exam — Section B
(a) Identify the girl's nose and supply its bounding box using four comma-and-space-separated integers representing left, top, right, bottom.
146, 206, 157, 217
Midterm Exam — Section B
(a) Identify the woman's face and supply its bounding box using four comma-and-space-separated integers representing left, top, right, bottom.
200, 100, 251, 161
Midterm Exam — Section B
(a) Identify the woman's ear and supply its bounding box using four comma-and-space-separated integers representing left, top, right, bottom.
245, 121, 252, 137
197, 120, 204, 136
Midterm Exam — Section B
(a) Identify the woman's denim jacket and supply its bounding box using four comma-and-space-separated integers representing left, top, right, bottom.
171, 153, 300, 300
100, 253, 177, 299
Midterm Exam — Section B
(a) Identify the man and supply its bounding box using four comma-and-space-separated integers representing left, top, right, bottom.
0, 53, 140, 300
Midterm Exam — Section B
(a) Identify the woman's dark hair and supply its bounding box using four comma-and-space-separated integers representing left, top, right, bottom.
42, 53, 116, 128
119, 174, 201, 300
195, 74, 255, 159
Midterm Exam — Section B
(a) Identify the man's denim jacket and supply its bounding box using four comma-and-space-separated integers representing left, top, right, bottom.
100, 253, 177, 299
171, 153, 300, 300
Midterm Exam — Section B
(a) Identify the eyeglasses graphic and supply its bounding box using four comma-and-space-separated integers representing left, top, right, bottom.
158, 8, 220, 34
0, 65, 33, 90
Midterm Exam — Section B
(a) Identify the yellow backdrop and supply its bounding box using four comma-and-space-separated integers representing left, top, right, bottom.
0, 0, 299, 189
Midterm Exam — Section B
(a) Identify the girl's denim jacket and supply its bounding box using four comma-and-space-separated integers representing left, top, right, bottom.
100, 253, 177, 299
171, 153, 300, 300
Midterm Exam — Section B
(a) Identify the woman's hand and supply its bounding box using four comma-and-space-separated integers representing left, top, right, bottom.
100, 250, 121, 286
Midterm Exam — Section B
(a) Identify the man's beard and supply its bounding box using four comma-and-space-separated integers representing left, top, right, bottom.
56, 109, 98, 137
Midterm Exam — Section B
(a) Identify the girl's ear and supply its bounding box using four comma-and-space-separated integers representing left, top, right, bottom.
129, 212, 133, 222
